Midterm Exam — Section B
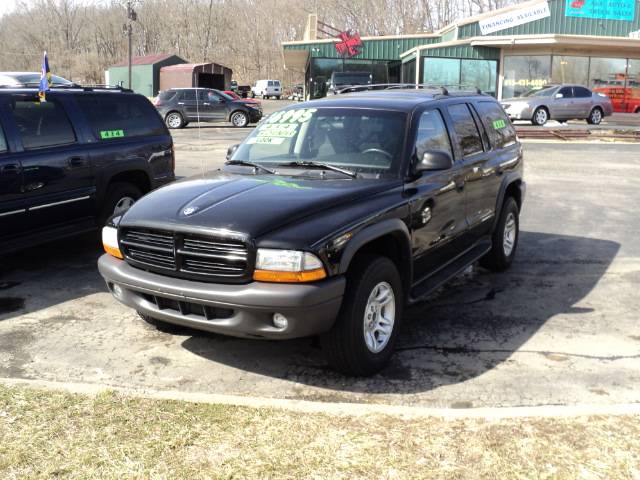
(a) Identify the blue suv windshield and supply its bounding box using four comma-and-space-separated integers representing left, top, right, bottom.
232, 107, 407, 175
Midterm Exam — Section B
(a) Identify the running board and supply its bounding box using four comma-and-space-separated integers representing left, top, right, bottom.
408, 240, 491, 304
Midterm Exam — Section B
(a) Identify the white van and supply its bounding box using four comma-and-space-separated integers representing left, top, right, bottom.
251, 79, 282, 99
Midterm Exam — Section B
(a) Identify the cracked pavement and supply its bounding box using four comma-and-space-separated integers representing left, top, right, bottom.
1, 135, 639, 409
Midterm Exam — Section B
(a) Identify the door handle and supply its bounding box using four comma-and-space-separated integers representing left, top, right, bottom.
68, 157, 87, 168
454, 177, 465, 191
1, 163, 20, 174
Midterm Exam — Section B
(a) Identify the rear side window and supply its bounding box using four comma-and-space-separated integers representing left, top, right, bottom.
158, 90, 177, 101
447, 103, 483, 157
414, 110, 452, 159
0, 125, 7, 152
268, 81, 274, 86
180, 90, 196, 101
475, 101, 517, 149
10, 98, 76, 150
76, 94, 165, 140
574, 86, 591, 98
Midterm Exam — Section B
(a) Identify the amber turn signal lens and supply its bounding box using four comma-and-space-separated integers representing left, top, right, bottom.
253, 268, 326, 283
103, 244, 123, 259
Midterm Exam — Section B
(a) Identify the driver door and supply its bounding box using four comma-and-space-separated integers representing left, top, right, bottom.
407, 108, 468, 283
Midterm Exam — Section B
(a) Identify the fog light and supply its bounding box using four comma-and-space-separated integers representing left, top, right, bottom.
111, 283, 124, 299
272, 313, 288, 329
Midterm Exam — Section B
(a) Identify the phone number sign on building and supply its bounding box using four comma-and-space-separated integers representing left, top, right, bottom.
479, 1, 551, 35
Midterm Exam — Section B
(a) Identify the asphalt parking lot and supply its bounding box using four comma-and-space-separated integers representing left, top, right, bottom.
1, 109, 639, 408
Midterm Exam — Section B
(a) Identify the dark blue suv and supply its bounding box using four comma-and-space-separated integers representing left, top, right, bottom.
0, 86, 175, 253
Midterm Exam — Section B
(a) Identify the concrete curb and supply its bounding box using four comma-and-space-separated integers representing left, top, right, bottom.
2, 377, 640, 420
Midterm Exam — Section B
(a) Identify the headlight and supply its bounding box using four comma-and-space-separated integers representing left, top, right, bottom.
102, 226, 123, 259
253, 249, 326, 283
507, 102, 528, 112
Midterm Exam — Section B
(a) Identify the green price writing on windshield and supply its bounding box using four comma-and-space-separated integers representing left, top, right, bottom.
100, 129, 125, 139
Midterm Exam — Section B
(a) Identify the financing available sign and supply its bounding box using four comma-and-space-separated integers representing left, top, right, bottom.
565, 0, 635, 21
479, 1, 551, 35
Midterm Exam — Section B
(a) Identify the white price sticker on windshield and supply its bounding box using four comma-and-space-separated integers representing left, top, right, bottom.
247, 136, 286, 145
267, 108, 317, 124
257, 123, 299, 138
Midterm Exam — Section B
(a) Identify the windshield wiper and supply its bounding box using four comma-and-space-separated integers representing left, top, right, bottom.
225, 160, 275, 174
278, 161, 358, 179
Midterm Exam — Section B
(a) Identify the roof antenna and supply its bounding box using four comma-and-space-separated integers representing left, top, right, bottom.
440, 86, 449, 95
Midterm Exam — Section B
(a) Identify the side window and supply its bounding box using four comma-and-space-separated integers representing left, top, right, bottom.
0, 125, 7, 152
181, 90, 196, 101
268, 81, 274, 87
475, 101, 517, 149
574, 87, 591, 98
75, 94, 165, 140
10, 98, 76, 150
558, 87, 573, 98
446, 103, 483, 157
415, 110, 452, 160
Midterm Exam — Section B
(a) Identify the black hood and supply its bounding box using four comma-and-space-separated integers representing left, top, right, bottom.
120, 171, 398, 239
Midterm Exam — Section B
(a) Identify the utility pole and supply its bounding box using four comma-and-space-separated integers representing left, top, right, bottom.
124, 1, 137, 90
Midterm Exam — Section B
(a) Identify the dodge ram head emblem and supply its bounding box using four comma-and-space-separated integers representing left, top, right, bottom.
183, 206, 199, 216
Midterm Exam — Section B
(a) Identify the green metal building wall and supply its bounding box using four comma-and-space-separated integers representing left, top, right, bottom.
420, 45, 500, 60
458, 0, 640, 39
284, 36, 439, 60
108, 55, 185, 97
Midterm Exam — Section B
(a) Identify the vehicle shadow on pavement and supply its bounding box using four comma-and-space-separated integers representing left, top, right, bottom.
0, 233, 104, 320
181, 231, 620, 393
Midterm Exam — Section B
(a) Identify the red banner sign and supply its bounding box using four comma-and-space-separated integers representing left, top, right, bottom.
335, 31, 362, 58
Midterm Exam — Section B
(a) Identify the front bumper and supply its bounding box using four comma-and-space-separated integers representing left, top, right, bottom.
248, 109, 262, 123
502, 105, 532, 120
98, 254, 345, 339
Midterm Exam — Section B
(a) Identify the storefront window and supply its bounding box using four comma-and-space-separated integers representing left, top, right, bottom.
551, 56, 589, 85
422, 58, 460, 86
628, 60, 640, 88
461, 59, 497, 96
589, 57, 627, 89
503, 55, 551, 98
401, 59, 416, 83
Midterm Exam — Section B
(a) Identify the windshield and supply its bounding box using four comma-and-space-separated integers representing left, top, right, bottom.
217, 90, 234, 101
232, 107, 407, 176
521, 86, 557, 98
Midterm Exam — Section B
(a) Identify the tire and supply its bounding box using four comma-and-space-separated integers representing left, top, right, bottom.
275, 95, 281, 100
250, 91, 256, 99
531, 107, 548, 126
587, 107, 603, 125
321, 255, 403, 376
99, 181, 142, 225
230, 110, 249, 127
165, 111, 184, 129
480, 196, 519, 272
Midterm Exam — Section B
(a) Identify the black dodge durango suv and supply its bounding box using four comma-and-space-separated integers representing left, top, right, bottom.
99, 89, 525, 376
0, 86, 175, 253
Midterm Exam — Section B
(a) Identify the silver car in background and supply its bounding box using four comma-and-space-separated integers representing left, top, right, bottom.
501, 84, 613, 126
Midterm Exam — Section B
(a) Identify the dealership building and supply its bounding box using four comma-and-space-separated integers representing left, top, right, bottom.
282, 0, 640, 103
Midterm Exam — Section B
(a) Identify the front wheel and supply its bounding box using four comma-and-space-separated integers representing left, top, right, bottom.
532, 107, 548, 126
480, 197, 519, 271
230, 111, 249, 127
321, 255, 403, 376
99, 182, 142, 225
587, 107, 603, 125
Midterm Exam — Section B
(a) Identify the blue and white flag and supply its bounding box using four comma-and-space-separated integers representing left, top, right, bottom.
38, 51, 51, 102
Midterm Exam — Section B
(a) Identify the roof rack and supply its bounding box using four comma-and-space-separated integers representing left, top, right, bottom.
335, 83, 485, 96
0, 82, 133, 92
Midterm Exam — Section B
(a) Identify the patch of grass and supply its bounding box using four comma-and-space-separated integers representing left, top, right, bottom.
0, 384, 639, 479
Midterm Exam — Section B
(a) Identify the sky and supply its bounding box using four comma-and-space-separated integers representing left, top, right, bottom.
0, 0, 18, 17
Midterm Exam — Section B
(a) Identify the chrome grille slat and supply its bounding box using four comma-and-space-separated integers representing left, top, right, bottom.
121, 228, 250, 282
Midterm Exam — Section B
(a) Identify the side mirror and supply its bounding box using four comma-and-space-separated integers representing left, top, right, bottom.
226, 144, 239, 161
415, 150, 453, 172
555, 93, 564, 99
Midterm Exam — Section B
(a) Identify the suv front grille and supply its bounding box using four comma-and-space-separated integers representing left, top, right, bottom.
120, 228, 252, 283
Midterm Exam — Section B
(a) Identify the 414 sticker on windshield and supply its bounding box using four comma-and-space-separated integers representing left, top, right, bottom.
100, 129, 125, 139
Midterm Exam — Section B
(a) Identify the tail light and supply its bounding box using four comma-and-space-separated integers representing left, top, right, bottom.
153, 97, 162, 106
